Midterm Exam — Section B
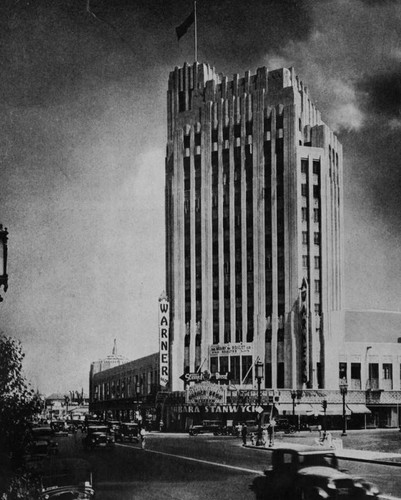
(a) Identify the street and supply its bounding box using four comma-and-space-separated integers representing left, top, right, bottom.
53, 430, 401, 499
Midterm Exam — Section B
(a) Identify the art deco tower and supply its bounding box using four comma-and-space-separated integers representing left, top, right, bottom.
165, 62, 343, 392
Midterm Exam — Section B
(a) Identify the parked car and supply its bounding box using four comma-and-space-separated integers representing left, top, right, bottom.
189, 420, 226, 436
37, 458, 94, 499
251, 446, 380, 499
50, 421, 69, 436
272, 418, 296, 434
105, 420, 121, 433
82, 425, 115, 450
27, 426, 58, 457
115, 422, 140, 443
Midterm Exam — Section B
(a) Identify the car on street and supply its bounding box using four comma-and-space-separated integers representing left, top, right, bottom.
189, 419, 227, 436
37, 458, 94, 499
82, 425, 115, 450
251, 446, 380, 499
115, 422, 140, 443
51, 420, 69, 436
27, 426, 59, 457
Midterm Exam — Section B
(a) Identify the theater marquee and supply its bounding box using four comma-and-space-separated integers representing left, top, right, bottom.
159, 292, 169, 387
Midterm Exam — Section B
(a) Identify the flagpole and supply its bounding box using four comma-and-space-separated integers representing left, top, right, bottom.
194, 0, 198, 62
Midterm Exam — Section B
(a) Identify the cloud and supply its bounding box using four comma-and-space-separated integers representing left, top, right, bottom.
357, 67, 401, 120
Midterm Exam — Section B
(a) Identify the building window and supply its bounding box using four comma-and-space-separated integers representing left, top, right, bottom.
179, 91, 185, 112
277, 363, 285, 388
313, 185, 320, 198
195, 133, 201, 147
265, 363, 272, 388
314, 256, 320, 269
313, 161, 320, 174
231, 356, 240, 385
212, 129, 218, 143
242, 355, 252, 384
302, 231, 308, 245
314, 304, 320, 315
223, 126, 229, 141
313, 208, 320, 223
265, 329, 272, 343
210, 357, 218, 374
314, 280, 320, 294
368, 363, 379, 390
184, 134, 190, 149
301, 207, 308, 222
301, 184, 308, 196
302, 255, 308, 268
339, 362, 347, 380
383, 363, 393, 380
314, 232, 320, 245
301, 159, 308, 174
277, 328, 284, 342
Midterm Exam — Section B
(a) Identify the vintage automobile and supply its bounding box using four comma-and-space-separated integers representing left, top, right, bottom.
251, 446, 380, 499
27, 426, 59, 457
189, 419, 228, 436
114, 422, 140, 443
50, 421, 70, 436
37, 458, 94, 499
82, 425, 115, 450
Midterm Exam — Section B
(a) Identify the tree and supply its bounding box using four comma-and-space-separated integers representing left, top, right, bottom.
0, 334, 42, 462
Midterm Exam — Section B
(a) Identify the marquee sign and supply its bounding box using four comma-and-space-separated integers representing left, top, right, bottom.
180, 371, 230, 383
209, 342, 253, 356
159, 292, 169, 387
186, 381, 227, 405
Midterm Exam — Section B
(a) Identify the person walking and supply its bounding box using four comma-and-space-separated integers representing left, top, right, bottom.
267, 424, 273, 447
241, 422, 248, 446
139, 426, 147, 449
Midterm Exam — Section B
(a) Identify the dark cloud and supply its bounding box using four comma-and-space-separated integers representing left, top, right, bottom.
357, 68, 401, 120
358, 0, 399, 5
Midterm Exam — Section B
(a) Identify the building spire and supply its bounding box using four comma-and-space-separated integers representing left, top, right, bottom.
112, 338, 117, 355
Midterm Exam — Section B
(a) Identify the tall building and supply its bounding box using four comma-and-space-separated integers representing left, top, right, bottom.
165, 62, 344, 392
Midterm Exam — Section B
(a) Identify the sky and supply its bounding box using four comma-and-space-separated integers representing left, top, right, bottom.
1, 0, 401, 395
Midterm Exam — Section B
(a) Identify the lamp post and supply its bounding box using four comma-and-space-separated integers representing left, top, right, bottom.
255, 361, 264, 446
339, 378, 348, 436
135, 382, 141, 424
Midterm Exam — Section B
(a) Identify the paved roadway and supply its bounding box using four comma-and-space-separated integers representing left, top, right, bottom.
56, 431, 401, 499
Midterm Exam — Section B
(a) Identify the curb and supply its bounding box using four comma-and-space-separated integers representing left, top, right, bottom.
244, 444, 401, 467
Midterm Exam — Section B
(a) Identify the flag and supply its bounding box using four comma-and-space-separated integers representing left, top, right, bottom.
176, 10, 195, 40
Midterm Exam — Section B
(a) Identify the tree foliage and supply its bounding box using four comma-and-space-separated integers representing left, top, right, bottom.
0, 334, 42, 460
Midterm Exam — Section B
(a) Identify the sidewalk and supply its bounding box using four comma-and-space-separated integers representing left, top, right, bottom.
245, 436, 401, 466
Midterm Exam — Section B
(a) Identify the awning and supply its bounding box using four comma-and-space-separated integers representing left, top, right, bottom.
275, 403, 314, 416
347, 404, 371, 415
307, 403, 351, 416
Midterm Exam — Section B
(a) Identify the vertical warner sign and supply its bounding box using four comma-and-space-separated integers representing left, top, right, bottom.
159, 292, 169, 387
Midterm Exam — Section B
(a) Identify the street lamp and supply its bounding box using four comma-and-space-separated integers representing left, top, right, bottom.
339, 378, 348, 436
0, 225, 8, 302
255, 361, 264, 446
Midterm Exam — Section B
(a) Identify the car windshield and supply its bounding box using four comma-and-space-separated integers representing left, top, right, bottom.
299, 453, 337, 468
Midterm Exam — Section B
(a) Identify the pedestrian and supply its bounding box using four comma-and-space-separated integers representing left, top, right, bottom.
250, 432, 256, 445
262, 428, 268, 447
140, 426, 146, 449
267, 424, 273, 446
241, 422, 247, 446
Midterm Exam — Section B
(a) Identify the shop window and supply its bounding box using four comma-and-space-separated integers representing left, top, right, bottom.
220, 356, 229, 375
210, 357, 218, 374
230, 356, 240, 385
242, 355, 252, 384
